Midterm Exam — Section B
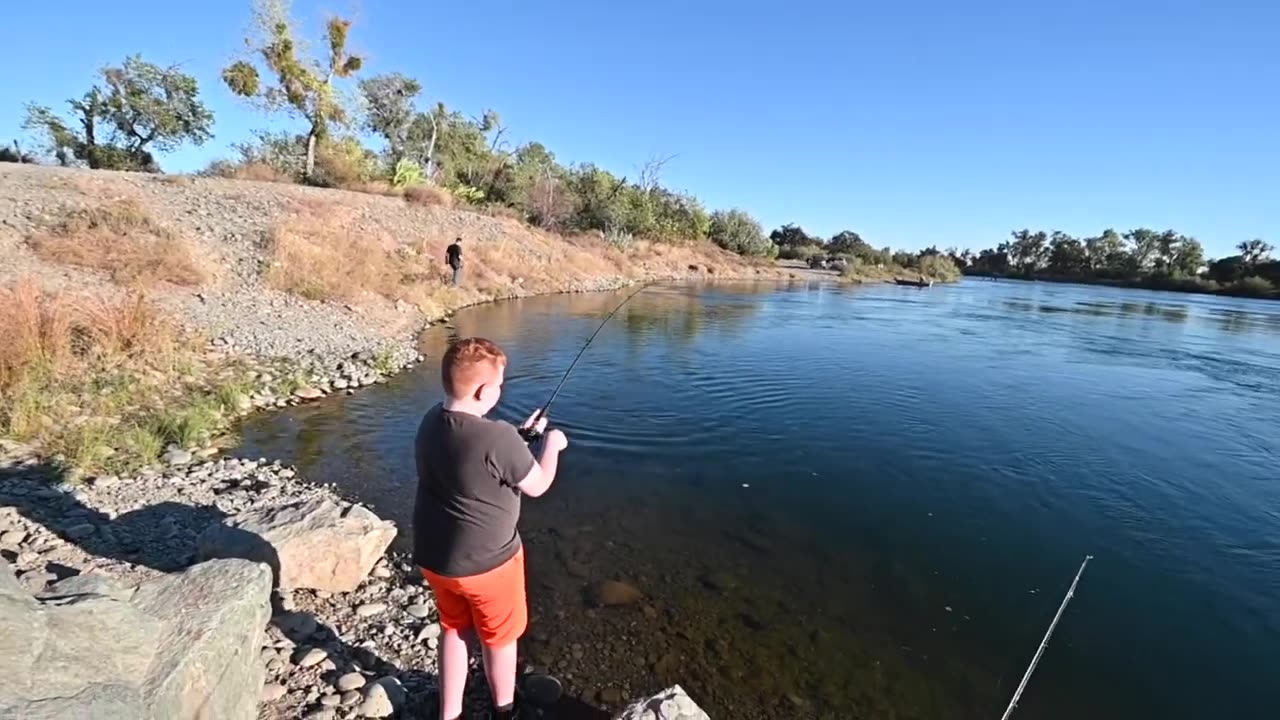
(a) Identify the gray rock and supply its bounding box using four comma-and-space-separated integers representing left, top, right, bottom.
615, 685, 710, 720
163, 448, 194, 466
198, 497, 397, 593
0, 530, 27, 546
276, 611, 318, 639
0, 558, 271, 720
130, 559, 273, 720
341, 689, 362, 706
64, 523, 97, 540
416, 623, 441, 642
356, 677, 404, 718
320, 693, 341, 706
355, 602, 386, 618
404, 603, 430, 619
303, 708, 336, 720
294, 387, 325, 400
262, 683, 287, 702
294, 647, 328, 668
39, 572, 136, 603
336, 672, 366, 692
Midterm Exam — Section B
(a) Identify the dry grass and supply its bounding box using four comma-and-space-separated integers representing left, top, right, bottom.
27, 199, 210, 287
266, 204, 410, 303
403, 183, 453, 207
212, 161, 295, 184
0, 277, 259, 473
158, 174, 193, 186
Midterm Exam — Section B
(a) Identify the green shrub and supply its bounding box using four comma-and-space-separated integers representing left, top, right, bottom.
1229, 276, 1275, 298
391, 159, 425, 188
311, 136, 379, 188
918, 253, 962, 281
709, 208, 772, 257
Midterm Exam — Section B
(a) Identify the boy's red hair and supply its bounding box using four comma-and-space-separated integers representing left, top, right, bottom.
442, 337, 507, 397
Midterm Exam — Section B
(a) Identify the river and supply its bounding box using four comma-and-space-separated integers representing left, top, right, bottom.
236, 279, 1280, 719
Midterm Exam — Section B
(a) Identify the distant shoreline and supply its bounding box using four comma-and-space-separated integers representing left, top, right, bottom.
963, 270, 1278, 300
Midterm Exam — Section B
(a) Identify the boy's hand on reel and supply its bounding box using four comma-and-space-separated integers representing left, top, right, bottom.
518, 408, 548, 441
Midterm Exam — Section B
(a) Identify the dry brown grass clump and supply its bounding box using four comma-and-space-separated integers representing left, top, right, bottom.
403, 184, 453, 208
0, 279, 177, 394
27, 199, 210, 287
266, 204, 409, 303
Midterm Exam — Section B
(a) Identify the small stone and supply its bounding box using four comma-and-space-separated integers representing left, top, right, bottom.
404, 603, 430, 619
64, 523, 96, 540
267, 659, 284, 674
0, 530, 26, 546
341, 690, 362, 706
598, 687, 623, 704
333, 378, 350, 390
294, 387, 325, 400
92, 475, 120, 488
320, 694, 341, 706
355, 602, 387, 618
163, 448, 194, 466
294, 647, 328, 668
370, 566, 391, 579
303, 709, 336, 720
278, 611, 318, 638
587, 580, 642, 607
260, 647, 278, 663
336, 672, 366, 692
427, 636, 438, 650
357, 677, 405, 718
196, 447, 220, 459
416, 623, 441, 642
262, 683, 287, 702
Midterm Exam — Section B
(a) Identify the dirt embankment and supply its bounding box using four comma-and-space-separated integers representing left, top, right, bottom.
0, 163, 784, 362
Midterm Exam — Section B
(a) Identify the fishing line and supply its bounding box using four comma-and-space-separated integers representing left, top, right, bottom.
518, 282, 653, 441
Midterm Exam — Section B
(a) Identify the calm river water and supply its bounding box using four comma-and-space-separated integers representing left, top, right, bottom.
237, 279, 1280, 719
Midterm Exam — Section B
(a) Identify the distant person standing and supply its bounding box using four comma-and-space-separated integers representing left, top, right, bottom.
446, 237, 464, 287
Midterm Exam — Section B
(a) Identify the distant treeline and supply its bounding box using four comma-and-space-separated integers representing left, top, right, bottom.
951, 231, 1276, 298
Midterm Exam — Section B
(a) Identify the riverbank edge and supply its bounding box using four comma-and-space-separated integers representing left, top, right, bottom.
963, 269, 1277, 299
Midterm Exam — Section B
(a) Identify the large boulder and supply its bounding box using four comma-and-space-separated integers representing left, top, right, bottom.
615, 685, 710, 720
197, 497, 396, 593
0, 558, 271, 720
131, 559, 273, 720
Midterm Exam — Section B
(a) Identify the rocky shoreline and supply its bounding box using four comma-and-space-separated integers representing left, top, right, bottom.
0, 435, 710, 719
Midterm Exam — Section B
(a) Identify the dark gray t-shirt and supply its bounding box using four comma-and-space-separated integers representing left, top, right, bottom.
413, 404, 536, 577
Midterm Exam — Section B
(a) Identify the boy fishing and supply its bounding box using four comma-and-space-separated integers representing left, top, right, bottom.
414, 337, 568, 720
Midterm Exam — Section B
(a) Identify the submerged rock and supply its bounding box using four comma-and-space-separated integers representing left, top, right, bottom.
587, 580, 643, 607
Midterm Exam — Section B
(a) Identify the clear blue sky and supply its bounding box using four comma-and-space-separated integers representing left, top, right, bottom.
3, 0, 1276, 257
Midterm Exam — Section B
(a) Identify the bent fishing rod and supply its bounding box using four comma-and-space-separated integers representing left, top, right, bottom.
518, 282, 653, 441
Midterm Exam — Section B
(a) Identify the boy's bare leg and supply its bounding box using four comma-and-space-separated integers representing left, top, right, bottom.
439, 627, 470, 720
480, 640, 518, 709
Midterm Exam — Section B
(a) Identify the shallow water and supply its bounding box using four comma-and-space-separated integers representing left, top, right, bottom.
237, 279, 1280, 719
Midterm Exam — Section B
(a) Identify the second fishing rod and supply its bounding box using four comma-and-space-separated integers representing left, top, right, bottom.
518, 282, 653, 442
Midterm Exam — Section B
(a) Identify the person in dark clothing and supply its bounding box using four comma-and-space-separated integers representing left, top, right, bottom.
414, 337, 568, 720
446, 237, 463, 286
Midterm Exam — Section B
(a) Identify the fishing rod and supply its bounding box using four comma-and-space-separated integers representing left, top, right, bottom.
518, 282, 653, 441
999, 555, 1093, 720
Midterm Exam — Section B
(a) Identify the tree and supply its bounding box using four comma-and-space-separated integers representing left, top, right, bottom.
223, 0, 364, 181
1238, 239, 1274, 266
1008, 229, 1049, 273
1085, 229, 1126, 273
359, 73, 423, 167
1047, 232, 1087, 275
1125, 228, 1162, 272
1170, 237, 1205, 278
22, 56, 212, 171
770, 223, 822, 248
709, 209, 772, 257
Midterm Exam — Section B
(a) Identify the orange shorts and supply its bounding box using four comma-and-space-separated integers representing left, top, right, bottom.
421, 547, 527, 647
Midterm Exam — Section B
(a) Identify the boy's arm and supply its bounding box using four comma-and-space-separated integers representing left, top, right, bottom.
516, 430, 567, 498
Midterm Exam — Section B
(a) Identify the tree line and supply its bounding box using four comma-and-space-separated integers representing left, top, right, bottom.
8, 0, 782, 257
955, 230, 1276, 297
